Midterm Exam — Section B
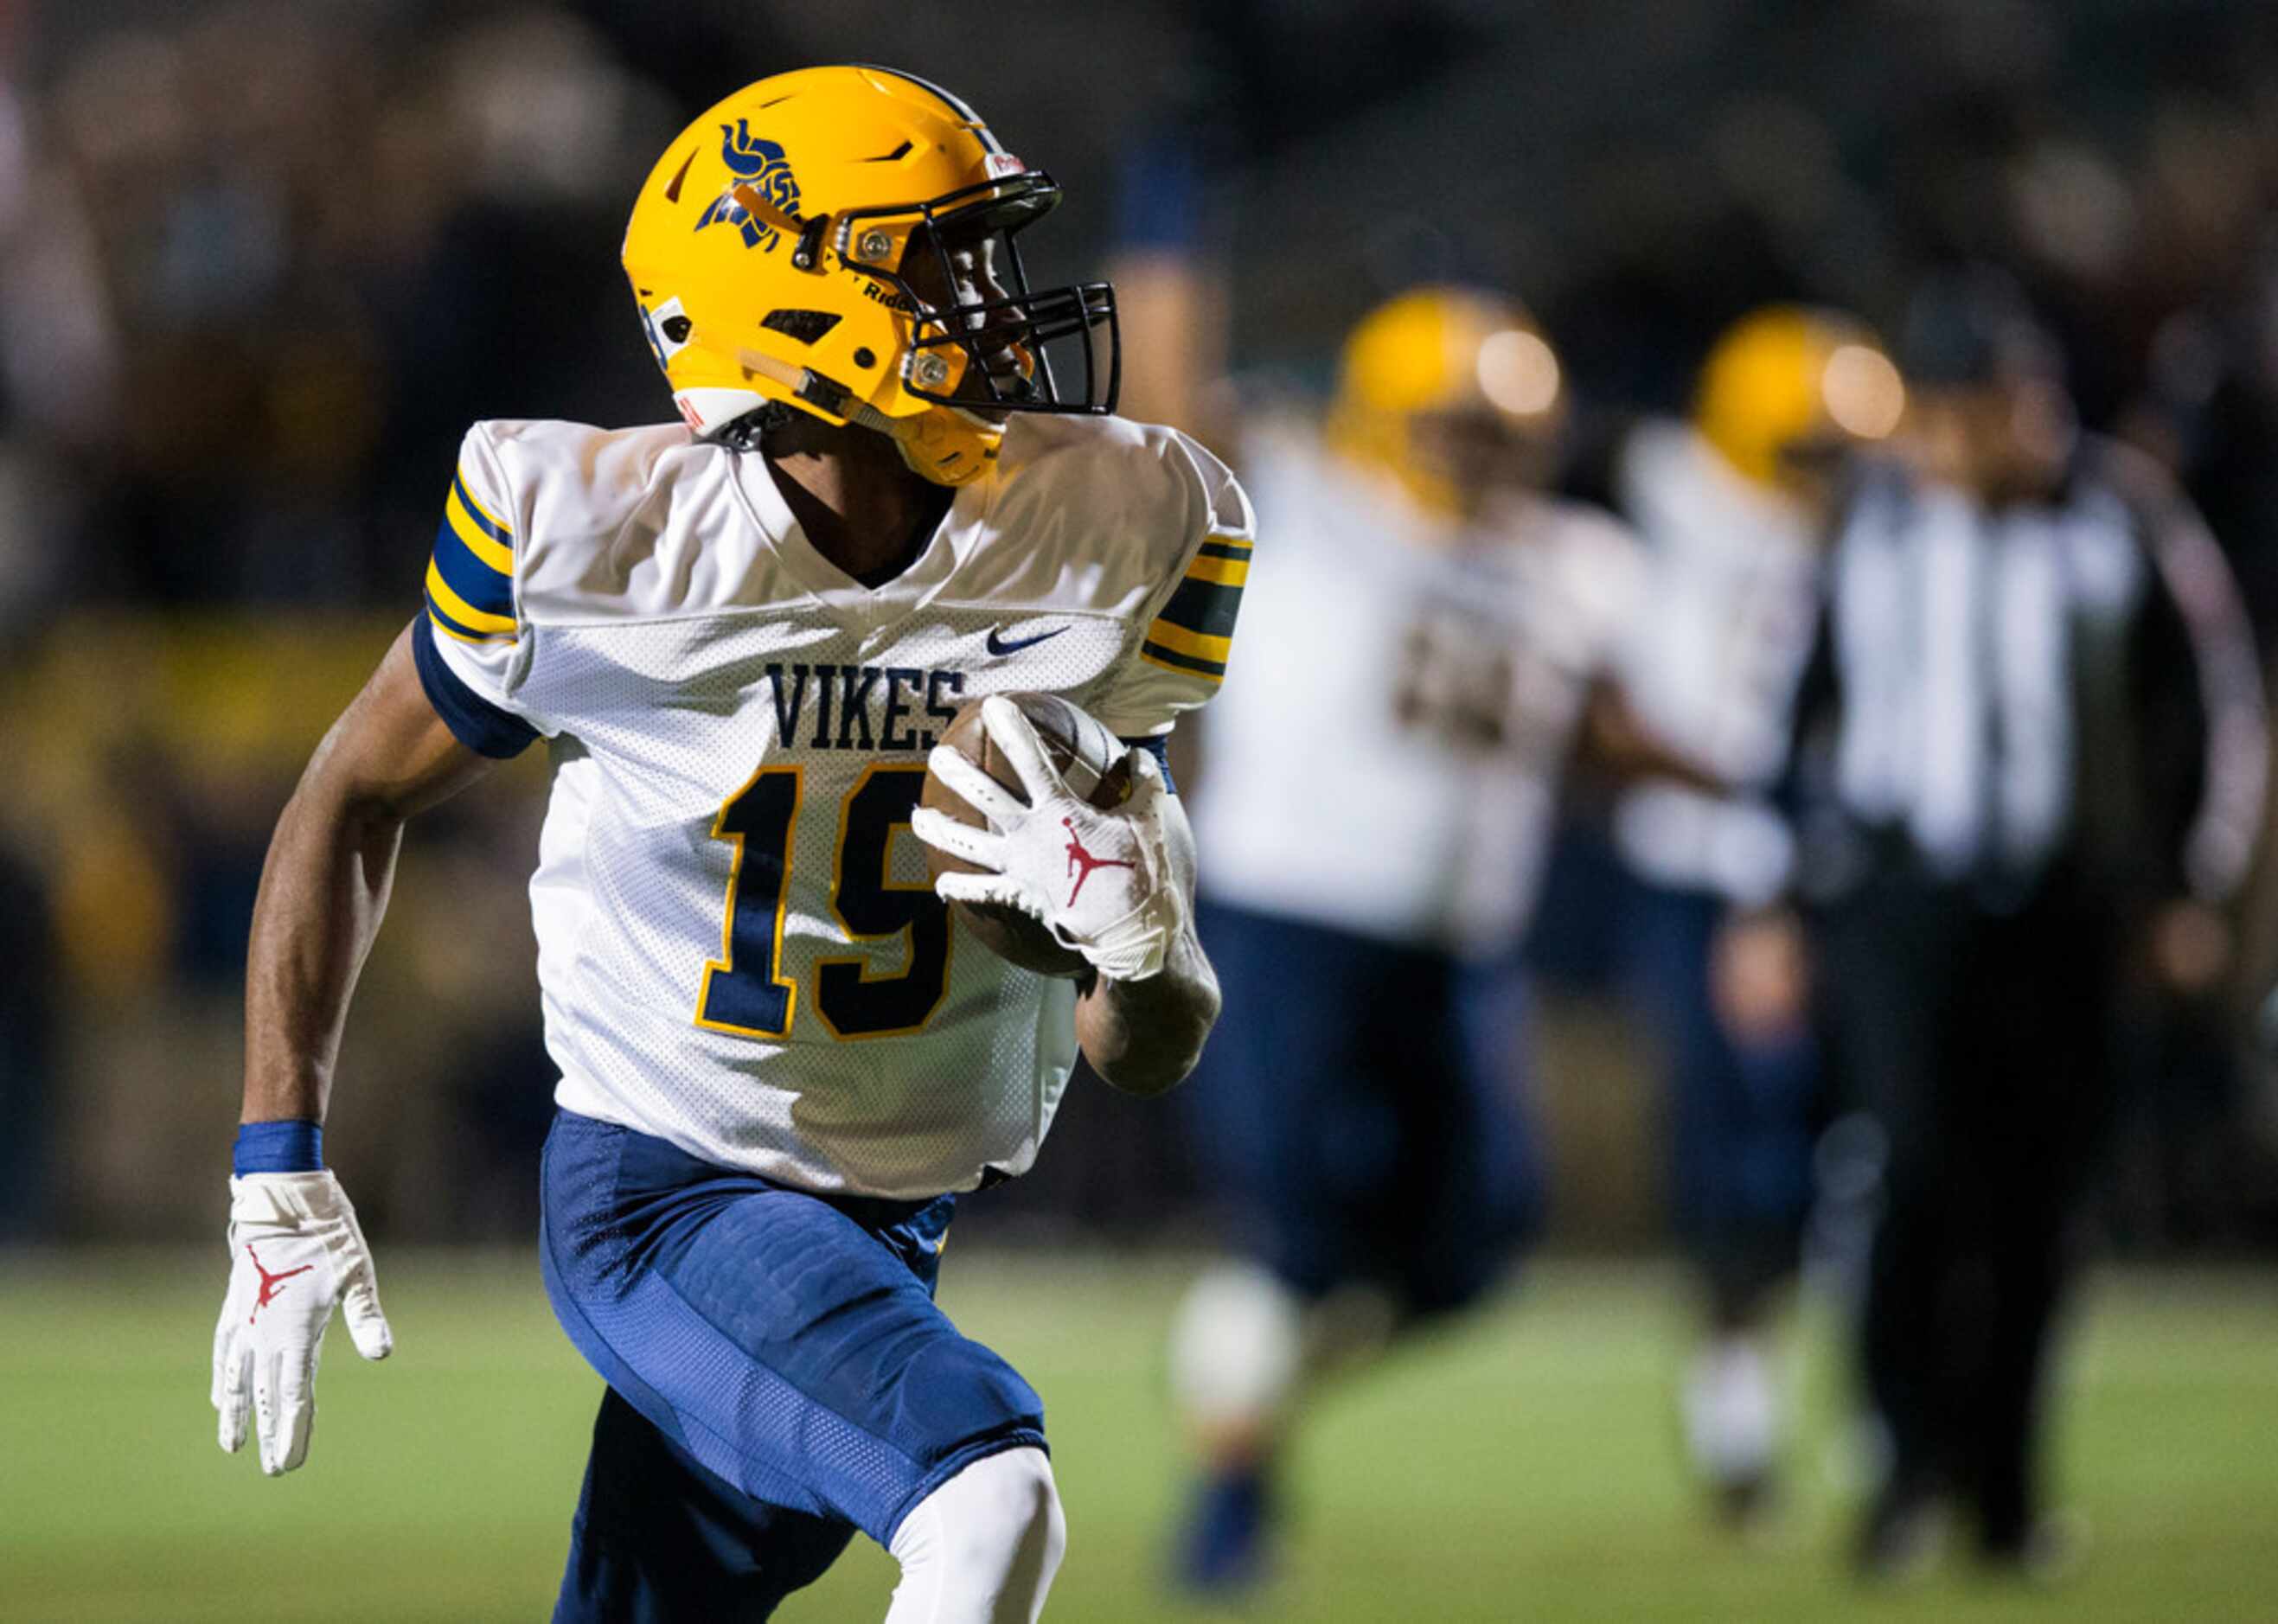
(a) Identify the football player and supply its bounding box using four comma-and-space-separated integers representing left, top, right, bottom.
1603, 307, 1904, 1520
208, 66, 1251, 1623
1165, 289, 1704, 1589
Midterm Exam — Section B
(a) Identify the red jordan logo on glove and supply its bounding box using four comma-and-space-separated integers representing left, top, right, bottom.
1063, 818, 1136, 905
246, 1245, 315, 1324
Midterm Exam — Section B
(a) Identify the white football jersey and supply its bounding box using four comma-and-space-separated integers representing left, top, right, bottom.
417, 412, 1251, 1199
1189, 424, 1641, 958
1609, 421, 1821, 905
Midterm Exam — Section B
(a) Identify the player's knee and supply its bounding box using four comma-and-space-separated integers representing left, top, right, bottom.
888, 1447, 1065, 1624
959, 1446, 1065, 1588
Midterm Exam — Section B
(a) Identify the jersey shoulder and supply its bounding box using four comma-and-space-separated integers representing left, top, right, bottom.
473, 417, 694, 532
462, 418, 788, 625
975, 414, 1252, 608
969, 415, 1256, 725
1532, 493, 1648, 624
1535, 491, 1641, 561
414, 418, 789, 749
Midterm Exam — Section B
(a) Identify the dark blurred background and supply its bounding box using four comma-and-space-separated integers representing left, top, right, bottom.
3, 0, 2278, 1254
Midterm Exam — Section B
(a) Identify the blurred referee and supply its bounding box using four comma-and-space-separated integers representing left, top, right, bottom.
1784, 269, 2267, 1575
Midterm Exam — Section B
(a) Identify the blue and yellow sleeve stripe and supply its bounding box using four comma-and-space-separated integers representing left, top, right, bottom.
1139, 534, 1249, 683
425, 467, 517, 643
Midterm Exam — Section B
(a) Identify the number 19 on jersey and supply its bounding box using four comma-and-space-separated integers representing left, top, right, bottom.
695, 765, 955, 1042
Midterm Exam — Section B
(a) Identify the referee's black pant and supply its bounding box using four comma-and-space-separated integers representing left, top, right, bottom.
1813, 868, 2115, 1556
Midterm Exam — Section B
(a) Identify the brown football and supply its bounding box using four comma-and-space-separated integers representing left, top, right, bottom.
921, 691, 1134, 977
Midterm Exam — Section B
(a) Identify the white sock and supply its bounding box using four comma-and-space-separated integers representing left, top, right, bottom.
1168, 1263, 1305, 1429
886, 1447, 1065, 1623
1682, 1333, 1779, 1486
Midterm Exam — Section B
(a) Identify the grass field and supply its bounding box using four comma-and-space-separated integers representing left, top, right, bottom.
2, 1251, 2274, 1621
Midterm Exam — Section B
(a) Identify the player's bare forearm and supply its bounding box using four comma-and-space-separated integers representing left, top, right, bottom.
1075, 928, 1219, 1096
1580, 680, 1727, 795
1075, 793, 1219, 1095
241, 623, 496, 1122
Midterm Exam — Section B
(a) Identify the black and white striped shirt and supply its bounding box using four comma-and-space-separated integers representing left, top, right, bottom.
1796, 439, 2264, 906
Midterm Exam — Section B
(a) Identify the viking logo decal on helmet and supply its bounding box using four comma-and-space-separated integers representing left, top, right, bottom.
694, 121, 801, 251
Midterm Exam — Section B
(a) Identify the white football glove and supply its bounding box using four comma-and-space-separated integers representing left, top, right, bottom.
212, 1170, 392, 1475
912, 695, 1185, 982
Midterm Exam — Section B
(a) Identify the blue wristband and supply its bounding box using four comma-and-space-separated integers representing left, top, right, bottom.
233, 1120, 323, 1174
1120, 735, 1176, 794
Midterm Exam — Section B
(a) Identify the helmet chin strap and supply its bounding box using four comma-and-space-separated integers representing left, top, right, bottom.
888, 405, 1001, 487
734, 347, 1001, 487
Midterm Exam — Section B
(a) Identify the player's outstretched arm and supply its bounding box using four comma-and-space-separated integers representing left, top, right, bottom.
913, 696, 1220, 1097
215, 621, 499, 1476
241, 621, 498, 1122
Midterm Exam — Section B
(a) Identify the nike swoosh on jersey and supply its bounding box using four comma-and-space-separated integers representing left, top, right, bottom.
985, 625, 1069, 656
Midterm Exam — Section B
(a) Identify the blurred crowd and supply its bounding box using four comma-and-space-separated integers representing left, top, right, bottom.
4, 0, 2278, 1252
0, 0, 681, 1239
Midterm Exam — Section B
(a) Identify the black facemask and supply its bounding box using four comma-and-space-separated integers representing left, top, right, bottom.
839, 172, 1121, 417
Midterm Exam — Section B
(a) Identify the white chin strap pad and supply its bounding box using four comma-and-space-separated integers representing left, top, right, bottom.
889, 405, 1003, 488
886, 1446, 1065, 1623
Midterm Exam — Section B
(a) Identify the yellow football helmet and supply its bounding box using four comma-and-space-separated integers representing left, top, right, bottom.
1327, 287, 1565, 519
622, 66, 1119, 485
1693, 306, 1904, 492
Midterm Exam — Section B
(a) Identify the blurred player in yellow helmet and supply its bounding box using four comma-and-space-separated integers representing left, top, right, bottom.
1600, 305, 1903, 1525
1326, 286, 1568, 522
1161, 285, 1717, 1591
1693, 305, 1906, 501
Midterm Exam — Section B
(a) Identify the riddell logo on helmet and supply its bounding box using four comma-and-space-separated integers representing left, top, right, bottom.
859, 279, 916, 314
695, 120, 801, 252
985, 152, 1024, 178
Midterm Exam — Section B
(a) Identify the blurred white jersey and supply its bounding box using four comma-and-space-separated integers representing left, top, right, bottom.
1189, 425, 1641, 958
1609, 421, 1822, 905
419, 413, 1251, 1199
